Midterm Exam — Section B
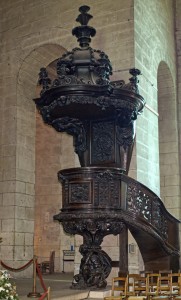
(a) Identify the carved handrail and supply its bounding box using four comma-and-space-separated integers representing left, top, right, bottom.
121, 174, 180, 246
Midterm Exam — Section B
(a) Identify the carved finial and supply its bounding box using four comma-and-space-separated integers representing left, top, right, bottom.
129, 68, 141, 77
76, 5, 93, 25
72, 6, 96, 48
38, 67, 51, 95
129, 68, 141, 94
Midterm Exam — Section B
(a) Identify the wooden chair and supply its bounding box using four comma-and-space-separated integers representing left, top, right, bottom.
147, 273, 172, 300
127, 274, 147, 300
127, 274, 141, 297
158, 275, 172, 297
104, 276, 128, 300
146, 273, 160, 300
134, 275, 147, 297
39, 251, 55, 274
169, 273, 181, 299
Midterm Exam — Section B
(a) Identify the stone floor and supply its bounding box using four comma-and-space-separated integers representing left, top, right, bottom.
12, 272, 110, 300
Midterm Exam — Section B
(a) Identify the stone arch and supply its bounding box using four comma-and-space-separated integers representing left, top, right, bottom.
17, 44, 67, 99
17, 43, 76, 272
157, 61, 180, 218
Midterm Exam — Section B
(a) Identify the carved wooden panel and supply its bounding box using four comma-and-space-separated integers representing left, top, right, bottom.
69, 181, 91, 204
91, 121, 115, 164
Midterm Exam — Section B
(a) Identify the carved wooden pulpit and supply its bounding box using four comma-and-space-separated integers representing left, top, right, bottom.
34, 6, 180, 289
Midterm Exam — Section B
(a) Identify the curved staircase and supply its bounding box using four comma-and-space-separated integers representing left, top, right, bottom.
123, 174, 180, 271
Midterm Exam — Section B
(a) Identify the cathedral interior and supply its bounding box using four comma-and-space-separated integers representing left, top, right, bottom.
0, 0, 181, 284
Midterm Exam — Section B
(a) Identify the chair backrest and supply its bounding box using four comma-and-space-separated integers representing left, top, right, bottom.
140, 270, 153, 277
127, 274, 147, 296
169, 273, 181, 296
111, 276, 128, 297
127, 274, 140, 295
134, 275, 147, 295
146, 273, 160, 295
158, 275, 172, 295
49, 251, 55, 274
159, 270, 172, 276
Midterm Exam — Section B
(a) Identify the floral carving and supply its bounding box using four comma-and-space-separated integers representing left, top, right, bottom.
51, 117, 87, 154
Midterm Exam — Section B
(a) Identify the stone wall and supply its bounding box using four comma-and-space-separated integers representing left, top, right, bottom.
134, 0, 181, 269
176, 0, 181, 252
134, 0, 177, 195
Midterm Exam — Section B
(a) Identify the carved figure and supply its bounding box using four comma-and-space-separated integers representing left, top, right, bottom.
72, 245, 111, 289
51, 117, 86, 154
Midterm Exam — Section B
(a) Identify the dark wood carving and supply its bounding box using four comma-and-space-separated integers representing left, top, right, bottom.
91, 121, 115, 164
55, 168, 179, 255
70, 182, 90, 203
34, 5, 180, 289
73, 246, 112, 289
